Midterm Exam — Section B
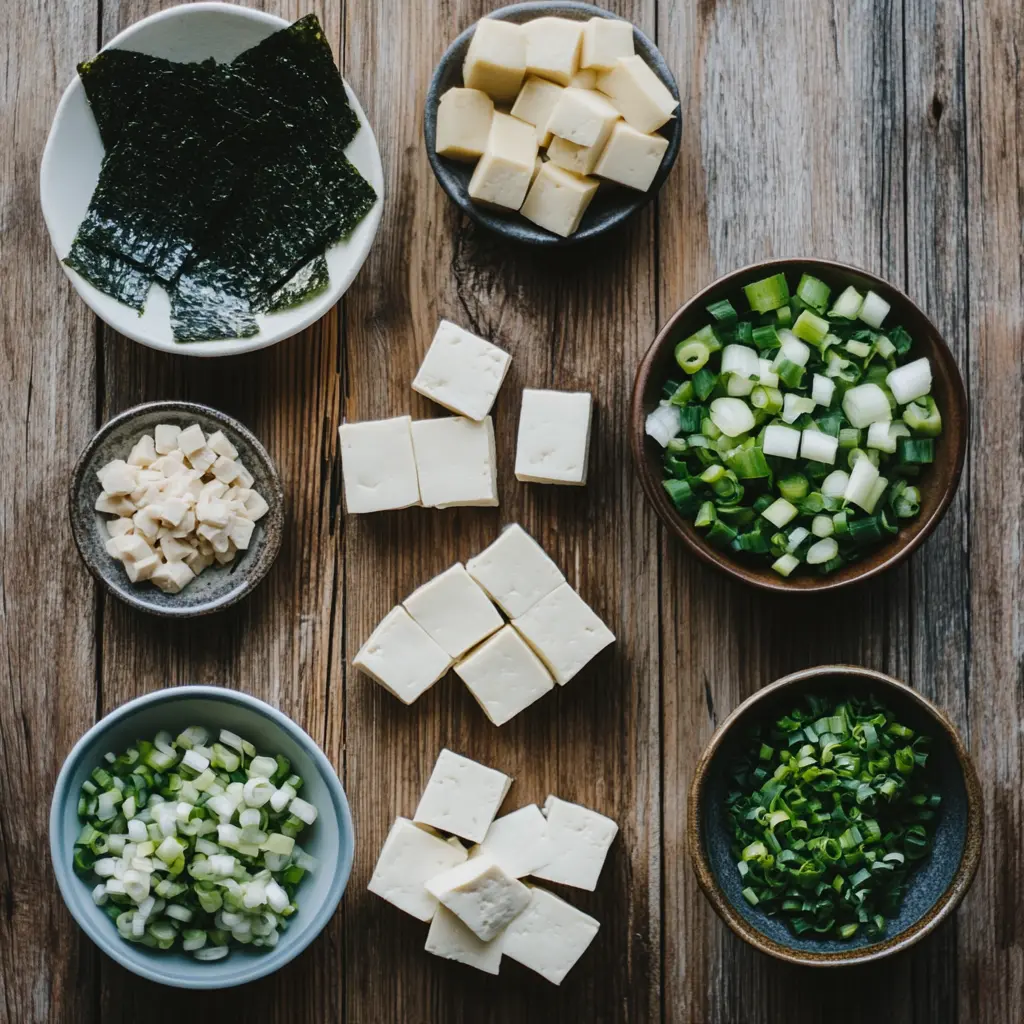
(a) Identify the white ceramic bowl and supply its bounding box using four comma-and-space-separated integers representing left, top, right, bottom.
39, 2, 384, 357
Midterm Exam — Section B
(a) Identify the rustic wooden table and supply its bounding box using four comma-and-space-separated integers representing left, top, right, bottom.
3, 0, 1021, 1021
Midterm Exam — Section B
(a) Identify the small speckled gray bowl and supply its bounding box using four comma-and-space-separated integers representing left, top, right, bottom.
50, 686, 353, 988
69, 401, 284, 617
424, 1, 681, 245
688, 666, 983, 967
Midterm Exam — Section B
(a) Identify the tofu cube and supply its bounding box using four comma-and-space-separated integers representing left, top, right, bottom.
159, 534, 194, 563
435, 87, 494, 161
596, 55, 678, 133
463, 18, 526, 102
196, 500, 231, 528
523, 16, 584, 86
520, 162, 599, 238
153, 424, 180, 455
368, 817, 468, 921
132, 506, 161, 541
466, 523, 564, 618
189, 447, 217, 474
545, 87, 620, 149
96, 460, 138, 497
127, 434, 157, 468
425, 906, 502, 975
531, 796, 618, 891
581, 16, 635, 70
593, 120, 669, 191
514, 388, 594, 484
113, 534, 154, 563
235, 465, 254, 489
353, 606, 453, 705
211, 456, 241, 484
154, 497, 189, 528
403, 563, 503, 659
125, 554, 161, 584
412, 319, 512, 422
512, 582, 615, 685
454, 625, 555, 726
176, 423, 207, 458
227, 515, 255, 551
468, 112, 538, 211
501, 886, 600, 985
410, 416, 498, 509
425, 855, 530, 942
546, 134, 604, 176
206, 430, 238, 460
510, 75, 564, 146
570, 68, 598, 89
413, 748, 512, 843
475, 804, 550, 878
106, 517, 135, 539
338, 416, 421, 514
95, 492, 135, 516
150, 560, 196, 595
244, 491, 270, 520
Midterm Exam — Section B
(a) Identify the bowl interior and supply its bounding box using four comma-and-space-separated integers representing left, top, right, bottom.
695, 671, 973, 962
633, 259, 967, 591
70, 402, 283, 617
424, 0, 680, 246
50, 688, 352, 989
39, 2, 383, 357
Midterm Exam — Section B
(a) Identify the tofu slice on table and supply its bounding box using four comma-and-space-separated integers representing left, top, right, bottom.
435, 87, 495, 161
425, 906, 503, 974
414, 748, 512, 843
403, 563, 503, 659
523, 16, 584, 86
474, 803, 550, 878
514, 388, 594, 483
510, 75, 564, 146
531, 795, 619, 891
410, 416, 499, 508
425, 855, 531, 941
463, 18, 527, 102
466, 522, 564, 619
580, 16, 635, 70
596, 54, 678, 133
338, 416, 421, 513
593, 119, 670, 191
468, 112, 539, 210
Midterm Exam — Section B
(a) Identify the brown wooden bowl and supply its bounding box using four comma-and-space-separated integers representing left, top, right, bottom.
688, 665, 983, 967
630, 258, 968, 592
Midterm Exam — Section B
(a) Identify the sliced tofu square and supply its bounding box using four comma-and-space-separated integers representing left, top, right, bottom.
153, 424, 180, 455
125, 554, 161, 583
523, 16, 584, 86
510, 75, 564, 146
403, 563, 503, 659
96, 459, 138, 497
211, 456, 241, 484
468, 112, 538, 211
581, 16, 635, 70
353, 606, 453, 705
463, 18, 526, 102
425, 906, 503, 974
95, 492, 136, 516
593, 119, 669, 191
514, 388, 594, 484
412, 319, 512, 421
520, 162, 599, 238
413, 748, 512, 843
411, 416, 498, 509
205, 430, 239, 460
466, 523, 564, 618
546, 134, 604, 176
338, 416, 421, 513
532, 795, 618, 891
367, 817, 468, 921
150, 560, 196, 595
512, 582, 615, 685
545, 87, 620, 149
127, 434, 157, 468
570, 68, 598, 89
176, 423, 207, 458
159, 533, 194, 563
475, 804, 550, 878
435, 87, 495, 161
425, 855, 531, 942
596, 54, 678, 133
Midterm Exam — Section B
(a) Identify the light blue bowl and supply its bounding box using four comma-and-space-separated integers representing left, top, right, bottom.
49, 686, 353, 988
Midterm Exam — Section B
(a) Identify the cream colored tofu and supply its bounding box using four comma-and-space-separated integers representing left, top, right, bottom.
514, 387, 594, 482
338, 416, 421, 513
596, 54, 677, 133
206, 430, 238, 460
570, 68, 598, 89
153, 424, 180, 455
425, 855, 531, 942
150, 560, 195, 595
96, 459, 138, 497
127, 434, 157, 468
546, 134, 604, 176
510, 75, 563, 146
523, 16, 584, 86
176, 423, 207, 458
475, 804, 551, 878
413, 748, 512, 843
454, 625, 555, 726
593, 119, 669, 191
425, 906, 502, 974
520, 162, 599, 238
403, 563, 503, 659
465, 523, 564, 618
468, 112, 538, 210
435, 87, 494, 161
531, 155, 544, 184
545, 87, 620, 148
463, 18, 526, 102
411, 416, 498, 509
581, 16, 635, 70
532, 795, 618, 891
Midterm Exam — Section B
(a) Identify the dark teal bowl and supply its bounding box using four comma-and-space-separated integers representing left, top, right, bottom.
688, 666, 982, 966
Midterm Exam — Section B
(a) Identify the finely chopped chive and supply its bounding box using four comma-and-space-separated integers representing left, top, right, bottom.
644, 272, 944, 578
726, 694, 940, 941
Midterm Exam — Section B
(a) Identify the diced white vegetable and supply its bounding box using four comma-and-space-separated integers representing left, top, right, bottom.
721, 344, 760, 379
762, 497, 798, 529
866, 421, 899, 453
800, 430, 838, 465
821, 470, 850, 498
289, 797, 318, 826
811, 515, 834, 538
781, 394, 816, 424
811, 374, 835, 407
772, 553, 800, 577
844, 457, 881, 510
805, 537, 839, 565
845, 339, 872, 358
772, 333, 811, 368
864, 475, 889, 514
858, 290, 891, 327
726, 374, 755, 397
762, 424, 801, 459
644, 404, 681, 447
786, 527, 810, 553
709, 397, 755, 437
829, 286, 863, 319
757, 358, 779, 387
886, 357, 932, 404
842, 383, 892, 428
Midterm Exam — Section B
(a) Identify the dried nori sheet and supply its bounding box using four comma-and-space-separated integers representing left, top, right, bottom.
266, 255, 330, 312
170, 260, 259, 343
64, 239, 152, 311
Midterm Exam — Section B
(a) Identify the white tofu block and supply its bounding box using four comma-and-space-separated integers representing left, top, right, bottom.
468, 112, 538, 210
96, 460, 138, 496
570, 68, 598, 89
520, 162, 600, 238
593, 120, 669, 191
368, 817, 468, 921
414, 748, 512, 843
435, 87, 494, 161
106, 517, 134, 538
412, 319, 512, 421
353, 606, 453, 705
189, 447, 217, 474
466, 523, 564, 618
244, 491, 270, 520
114, 534, 154, 563
153, 424, 180, 455
475, 804, 550, 878
425, 906, 502, 975
512, 582, 615, 685
125, 554, 161, 583
227, 515, 255, 551
514, 388, 593, 483
501, 886, 600, 985
95, 492, 135, 517
338, 416, 421, 514
455, 625, 555, 726
425, 855, 530, 942
132, 506, 161, 541
463, 18, 526, 102
581, 16, 635, 70
545, 87, 620, 149
597, 55, 678, 133
158, 534, 193, 563
523, 16, 584, 86
211, 456, 241, 484
510, 75, 564, 146
546, 134, 604, 176
532, 796, 618, 891
205, 430, 238, 459
177, 423, 207, 457
127, 434, 157, 468
411, 416, 498, 509
150, 560, 195, 595
403, 563, 503, 659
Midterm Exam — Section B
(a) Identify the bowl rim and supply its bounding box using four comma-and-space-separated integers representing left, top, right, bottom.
422, 0, 681, 246
68, 400, 285, 618
686, 665, 983, 967
38, 1, 384, 358
630, 256, 969, 593
49, 684, 354, 989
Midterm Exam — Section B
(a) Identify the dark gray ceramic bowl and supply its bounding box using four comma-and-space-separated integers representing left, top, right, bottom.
424, 1, 680, 245
70, 401, 284, 617
688, 666, 982, 966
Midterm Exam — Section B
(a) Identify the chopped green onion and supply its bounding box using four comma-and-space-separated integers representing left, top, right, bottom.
793, 310, 830, 345
707, 298, 738, 322
898, 438, 935, 465
903, 396, 942, 436
744, 273, 791, 313
676, 339, 711, 374
829, 286, 863, 320
859, 290, 891, 328
796, 274, 831, 314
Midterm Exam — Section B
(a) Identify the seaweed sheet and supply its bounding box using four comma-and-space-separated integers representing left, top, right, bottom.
64, 238, 152, 311
266, 255, 330, 312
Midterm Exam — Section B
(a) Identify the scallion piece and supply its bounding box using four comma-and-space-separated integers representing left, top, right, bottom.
744, 273, 791, 313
